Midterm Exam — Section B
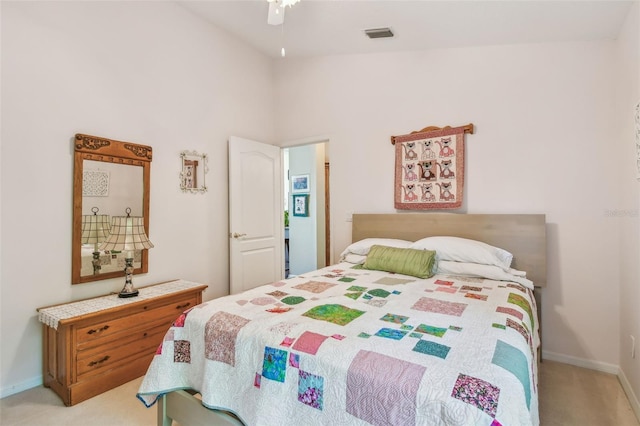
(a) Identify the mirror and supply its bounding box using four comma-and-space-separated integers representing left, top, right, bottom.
72, 134, 152, 284
180, 150, 208, 193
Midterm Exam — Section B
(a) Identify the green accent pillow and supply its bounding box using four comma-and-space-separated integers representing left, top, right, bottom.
362, 245, 436, 279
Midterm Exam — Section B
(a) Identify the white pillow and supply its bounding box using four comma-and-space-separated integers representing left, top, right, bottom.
339, 238, 413, 258
436, 261, 533, 289
342, 253, 367, 265
410, 236, 513, 269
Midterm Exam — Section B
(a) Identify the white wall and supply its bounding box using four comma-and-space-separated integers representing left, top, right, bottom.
616, 1, 640, 414
274, 41, 623, 369
0, 1, 275, 396
1, 0, 637, 408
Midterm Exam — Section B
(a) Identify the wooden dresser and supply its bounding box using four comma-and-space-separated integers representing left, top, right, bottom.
37, 280, 207, 406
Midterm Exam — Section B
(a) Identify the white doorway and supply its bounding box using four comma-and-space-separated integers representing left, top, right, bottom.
283, 142, 329, 277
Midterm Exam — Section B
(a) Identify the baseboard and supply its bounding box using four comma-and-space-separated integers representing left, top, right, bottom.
0, 375, 42, 399
618, 368, 640, 423
541, 350, 619, 375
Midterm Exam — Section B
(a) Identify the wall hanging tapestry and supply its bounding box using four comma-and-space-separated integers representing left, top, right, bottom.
392, 123, 474, 210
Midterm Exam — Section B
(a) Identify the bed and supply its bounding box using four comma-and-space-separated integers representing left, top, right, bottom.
137, 213, 546, 426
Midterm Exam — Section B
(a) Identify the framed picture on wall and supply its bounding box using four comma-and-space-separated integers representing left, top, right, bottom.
292, 194, 309, 217
291, 174, 310, 193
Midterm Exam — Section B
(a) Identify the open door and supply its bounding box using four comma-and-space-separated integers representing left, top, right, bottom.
228, 136, 283, 294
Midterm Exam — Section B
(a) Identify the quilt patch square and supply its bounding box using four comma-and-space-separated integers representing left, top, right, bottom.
368, 289, 391, 298
298, 370, 324, 410
293, 281, 337, 294
374, 277, 414, 286
250, 297, 277, 306
173, 313, 187, 327
460, 285, 483, 292
434, 279, 454, 286
492, 340, 531, 409
451, 373, 500, 418
375, 328, 408, 340
262, 346, 287, 383
163, 329, 175, 342
302, 304, 365, 326
411, 297, 467, 317
281, 296, 306, 305
347, 285, 367, 292
346, 350, 426, 426
339, 277, 356, 283
173, 340, 191, 363
465, 293, 488, 301
412, 340, 451, 359
506, 318, 529, 343
508, 293, 534, 327
380, 313, 409, 324
292, 331, 329, 355
496, 306, 524, 320
204, 311, 251, 366
365, 299, 387, 308
266, 290, 288, 298
268, 322, 298, 335
280, 336, 295, 347
289, 352, 300, 368
266, 306, 293, 313
507, 283, 526, 293
414, 324, 447, 337
436, 286, 457, 294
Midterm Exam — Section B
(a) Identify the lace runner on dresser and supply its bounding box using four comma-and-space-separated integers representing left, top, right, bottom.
38, 280, 203, 329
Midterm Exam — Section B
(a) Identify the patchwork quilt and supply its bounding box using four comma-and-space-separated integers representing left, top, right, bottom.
137, 263, 539, 426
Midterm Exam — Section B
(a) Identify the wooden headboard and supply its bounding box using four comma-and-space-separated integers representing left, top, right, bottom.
352, 213, 547, 287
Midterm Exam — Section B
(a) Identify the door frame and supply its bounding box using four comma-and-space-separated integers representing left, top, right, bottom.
280, 135, 332, 267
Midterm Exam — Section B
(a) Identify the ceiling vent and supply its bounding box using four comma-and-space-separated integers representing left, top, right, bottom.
364, 28, 394, 39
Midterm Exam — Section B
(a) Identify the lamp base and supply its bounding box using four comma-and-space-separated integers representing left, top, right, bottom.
119, 257, 138, 298
118, 289, 139, 298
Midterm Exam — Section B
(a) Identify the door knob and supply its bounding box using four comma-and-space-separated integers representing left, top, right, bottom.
231, 232, 247, 239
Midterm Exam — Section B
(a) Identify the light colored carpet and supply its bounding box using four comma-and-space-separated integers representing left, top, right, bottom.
538, 361, 639, 425
0, 360, 638, 425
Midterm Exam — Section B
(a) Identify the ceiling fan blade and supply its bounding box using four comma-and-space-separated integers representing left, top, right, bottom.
268, 1, 285, 26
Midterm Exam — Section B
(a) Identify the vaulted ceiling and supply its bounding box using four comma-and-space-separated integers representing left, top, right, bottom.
179, 0, 634, 59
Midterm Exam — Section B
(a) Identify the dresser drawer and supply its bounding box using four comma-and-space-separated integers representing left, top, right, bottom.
76, 321, 169, 378
76, 295, 196, 348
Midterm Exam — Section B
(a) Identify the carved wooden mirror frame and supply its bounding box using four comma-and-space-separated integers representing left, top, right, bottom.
72, 134, 152, 284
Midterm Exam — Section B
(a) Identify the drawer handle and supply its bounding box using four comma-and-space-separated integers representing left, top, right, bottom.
176, 302, 191, 310
88, 355, 110, 367
87, 325, 110, 335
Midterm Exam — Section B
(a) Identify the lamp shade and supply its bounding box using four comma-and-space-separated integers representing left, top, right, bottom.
98, 215, 153, 252
81, 209, 111, 244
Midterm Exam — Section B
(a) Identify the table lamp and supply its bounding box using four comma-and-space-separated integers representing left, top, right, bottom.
99, 208, 154, 298
81, 207, 111, 275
